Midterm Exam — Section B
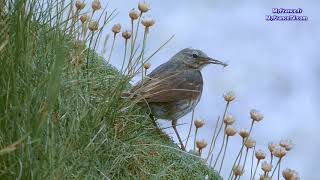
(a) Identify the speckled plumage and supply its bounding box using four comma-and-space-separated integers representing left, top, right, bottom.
126, 48, 227, 150
140, 69, 203, 120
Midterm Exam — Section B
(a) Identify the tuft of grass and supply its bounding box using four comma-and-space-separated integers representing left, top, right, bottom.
0, 1, 220, 179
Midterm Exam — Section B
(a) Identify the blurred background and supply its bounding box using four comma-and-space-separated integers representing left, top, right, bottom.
93, 0, 319, 178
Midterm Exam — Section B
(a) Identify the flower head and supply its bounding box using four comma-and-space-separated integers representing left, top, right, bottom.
112, 24, 121, 34
268, 142, 277, 153
255, 149, 266, 160
92, 0, 101, 12
129, 9, 140, 20
261, 161, 273, 173
239, 128, 249, 139
75, 0, 85, 11
223, 115, 235, 125
80, 14, 88, 23
196, 139, 207, 150
122, 30, 132, 40
141, 17, 155, 28
138, 2, 149, 13
232, 165, 244, 176
225, 125, 237, 136
244, 137, 256, 149
250, 109, 264, 122
223, 91, 235, 102
279, 139, 294, 151
194, 119, 204, 129
273, 146, 287, 158
282, 168, 300, 180
88, 21, 98, 32
143, 63, 151, 70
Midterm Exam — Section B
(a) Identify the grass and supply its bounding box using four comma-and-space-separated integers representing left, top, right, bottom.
0, 1, 220, 179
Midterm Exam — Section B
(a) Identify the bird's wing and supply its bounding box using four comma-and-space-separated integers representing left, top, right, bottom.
129, 70, 203, 103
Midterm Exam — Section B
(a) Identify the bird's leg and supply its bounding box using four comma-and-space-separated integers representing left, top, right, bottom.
172, 119, 186, 151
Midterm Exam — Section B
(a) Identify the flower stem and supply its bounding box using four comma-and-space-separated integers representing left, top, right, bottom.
185, 109, 195, 148
218, 136, 229, 173
86, 32, 94, 73
206, 116, 220, 161
271, 158, 281, 178
127, 14, 142, 75
278, 160, 281, 180
207, 102, 229, 161
267, 153, 273, 176
238, 148, 249, 180
132, 14, 142, 51
140, 27, 148, 80
228, 121, 254, 180
250, 146, 256, 180
252, 160, 260, 180
198, 148, 202, 156
129, 20, 134, 55
228, 139, 244, 180
193, 128, 198, 151
120, 39, 128, 73
232, 175, 238, 180
107, 33, 116, 64
128, 19, 135, 75
212, 124, 227, 168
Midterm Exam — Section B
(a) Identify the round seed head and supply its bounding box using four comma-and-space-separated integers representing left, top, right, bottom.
250, 109, 264, 122
223, 115, 235, 125
112, 24, 121, 34
261, 161, 273, 172
138, 2, 149, 13
80, 14, 88, 23
282, 168, 300, 180
129, 9, 140, 20
141, 17, 155, 28
75, 0, 85, 11
279, 139, 294, 151
232, 165, 244, 176
88, 21, 98, 32
273, 146, 287, 158
196, 139, 207, 150
244, 137, 256, 149
92, 0, 101, 12
122, 30, 132, 40
225, 125, 237, 136
223, 91, 235, 102
255, 149, 266, 160
194, 119, 205, 128
268, 142, 277, 153
143, 63, 151, 70
239, 128, 249, 139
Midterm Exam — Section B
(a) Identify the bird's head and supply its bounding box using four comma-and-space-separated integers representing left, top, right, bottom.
173, 48, 227, 70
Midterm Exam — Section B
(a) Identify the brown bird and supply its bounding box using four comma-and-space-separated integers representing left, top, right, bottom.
125, 48, 227, 151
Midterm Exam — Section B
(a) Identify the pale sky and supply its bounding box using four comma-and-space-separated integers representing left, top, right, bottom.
89, 0, 319, 179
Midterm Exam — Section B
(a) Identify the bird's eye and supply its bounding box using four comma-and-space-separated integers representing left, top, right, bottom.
192, 53, 198, 58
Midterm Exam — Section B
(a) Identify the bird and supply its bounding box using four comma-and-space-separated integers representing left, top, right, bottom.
124, 48, 227, 151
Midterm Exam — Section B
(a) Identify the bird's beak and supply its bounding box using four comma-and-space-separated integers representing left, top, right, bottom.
206, 57, 228, 67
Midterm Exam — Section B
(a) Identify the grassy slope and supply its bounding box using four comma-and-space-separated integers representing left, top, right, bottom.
0, 3, 220, 180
